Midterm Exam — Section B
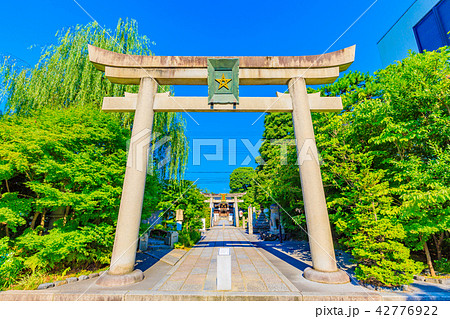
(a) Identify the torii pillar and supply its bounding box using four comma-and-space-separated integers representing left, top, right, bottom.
289, 77, 348, 284
97, 77, 156, 287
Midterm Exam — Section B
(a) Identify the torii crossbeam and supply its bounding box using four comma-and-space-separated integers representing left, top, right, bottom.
89, 45, 355, 287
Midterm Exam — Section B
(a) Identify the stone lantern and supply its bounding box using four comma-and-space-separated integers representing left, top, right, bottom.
269, 204, 281, 234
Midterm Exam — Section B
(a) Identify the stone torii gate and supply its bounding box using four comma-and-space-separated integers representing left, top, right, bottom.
203, 193, 245, 227
89, 45, 355, 287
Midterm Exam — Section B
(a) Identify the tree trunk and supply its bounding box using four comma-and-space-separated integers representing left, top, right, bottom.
438, 232, 444, 260
63, 206, 70, 226
5, 225, 9, 237
5, 179, 10, 193
39, 209, 46, 235
423, 240, 436, 277
432, 233, 444, 260
31, 212, 39, 229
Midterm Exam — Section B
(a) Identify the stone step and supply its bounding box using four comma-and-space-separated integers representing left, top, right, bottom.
146, 244, 171, 249
148, 239, 166, 246
255, 222, 269, 226
253, 212, 270, 233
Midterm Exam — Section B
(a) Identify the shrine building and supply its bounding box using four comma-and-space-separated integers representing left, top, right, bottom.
203, 193, 245, 226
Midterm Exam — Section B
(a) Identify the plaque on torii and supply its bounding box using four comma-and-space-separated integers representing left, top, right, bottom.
89, 45, 355, 287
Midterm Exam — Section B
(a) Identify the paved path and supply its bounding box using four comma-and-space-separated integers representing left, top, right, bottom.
150, 225, 298, 294
1, 224, 449, 301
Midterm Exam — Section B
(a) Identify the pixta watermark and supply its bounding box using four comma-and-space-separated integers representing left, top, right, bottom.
127, 131, 323, 174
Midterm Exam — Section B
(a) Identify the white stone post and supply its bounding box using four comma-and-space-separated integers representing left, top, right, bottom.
209, 197, 213, 228
289, 77, 349, 284
97, 78, 157, 287
248, 205, 253, 234
201, 218, 206, 231
217, 248, 231, 290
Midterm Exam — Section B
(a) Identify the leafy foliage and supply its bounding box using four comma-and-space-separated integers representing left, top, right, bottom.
0, 19, 189, 289
16, 224, 114, 272
0, 18, 187, 180
0, 237, 24, 288
229, 167, 256, 193
434, 258, 450, 274
157, 180, 209, 233
176, 230, 202, 248
351, 218, 422, 286
0, 193, 32, 234
241, 48, 450, 286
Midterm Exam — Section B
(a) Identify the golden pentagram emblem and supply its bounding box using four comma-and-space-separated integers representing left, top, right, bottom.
215, 73, 232, 90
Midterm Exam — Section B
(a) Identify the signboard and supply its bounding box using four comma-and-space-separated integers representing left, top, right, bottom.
176, 209, 184, 221
221, 193, 226, 202
207, 58, 239, 104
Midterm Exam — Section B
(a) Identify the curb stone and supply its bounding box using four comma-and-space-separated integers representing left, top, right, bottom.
2, 290, 448, 301
66, 277, 78, 283
359, 283, 405, 293
88, 273, 99, 279
414, 275, 450, 285
439, 278, 450, 285
34, 273, 100, 290
54, 280, 67, 287
37, 282, 55, 290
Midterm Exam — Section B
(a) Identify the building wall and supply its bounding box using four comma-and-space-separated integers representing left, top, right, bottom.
377, 0, 440, 67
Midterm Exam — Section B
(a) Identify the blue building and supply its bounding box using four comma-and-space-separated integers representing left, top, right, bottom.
377, 0, 450, 67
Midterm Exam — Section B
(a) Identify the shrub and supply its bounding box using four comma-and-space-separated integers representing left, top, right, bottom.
351, 219, 423, 286
434, 258, 450, 275
189, 230, 201, 244
177, 230, 201, 248
15, 224, 114, 272
0, 237, 24, 289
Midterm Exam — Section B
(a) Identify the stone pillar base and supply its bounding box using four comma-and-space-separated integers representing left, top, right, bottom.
303, 267, 349, 284
96, 269, 144, 287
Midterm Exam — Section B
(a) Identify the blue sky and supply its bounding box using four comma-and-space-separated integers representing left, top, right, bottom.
0, 0, 416, 193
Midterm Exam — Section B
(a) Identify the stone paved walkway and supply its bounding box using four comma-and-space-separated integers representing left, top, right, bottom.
2, 224, 448, 300
150, 225, 298, 294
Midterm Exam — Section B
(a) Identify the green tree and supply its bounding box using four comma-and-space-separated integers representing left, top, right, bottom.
0, 105, 128, 287
249, 49, 450, 286
229, 167, 256, 193
156, 180, 208, 247
157, 180, 208, 231
0, 193, 33, 236
0, 18, 187, 180
0, 19, 190, 288
348, 49, 450, 276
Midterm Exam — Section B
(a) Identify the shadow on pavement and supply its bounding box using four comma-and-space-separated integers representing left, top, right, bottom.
135, 252, 159, 272
252, 241, 310, 271
410, 282, 450, 294
251, 239, 362, 287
